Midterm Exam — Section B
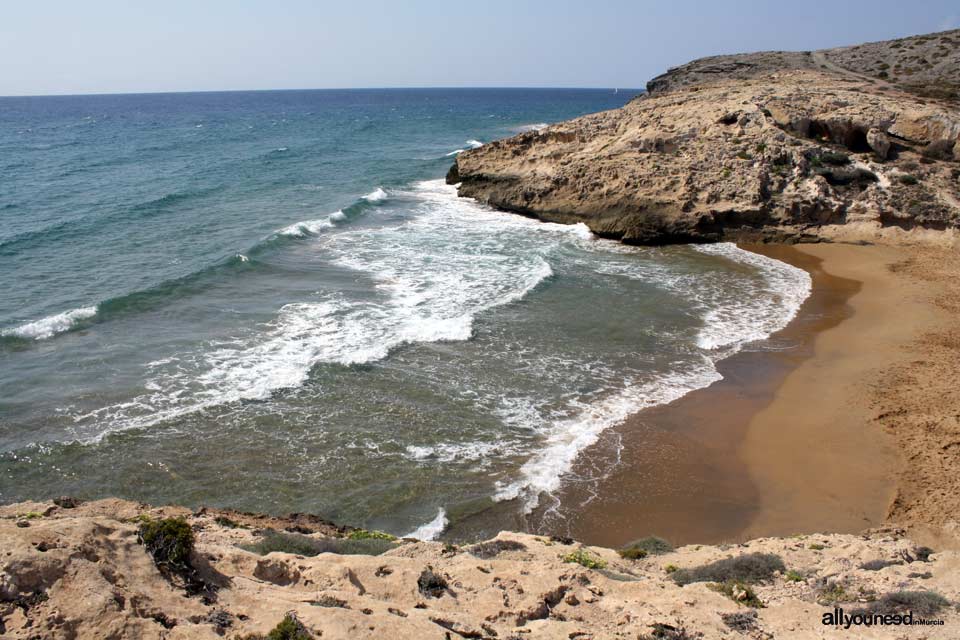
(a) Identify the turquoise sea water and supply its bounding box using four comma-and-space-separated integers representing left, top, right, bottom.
0, 89, 810, 539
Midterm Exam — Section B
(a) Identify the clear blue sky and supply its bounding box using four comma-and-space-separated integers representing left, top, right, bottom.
2, 0, 957, 96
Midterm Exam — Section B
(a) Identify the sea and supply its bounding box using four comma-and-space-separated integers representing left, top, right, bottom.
0, 88, 811, 539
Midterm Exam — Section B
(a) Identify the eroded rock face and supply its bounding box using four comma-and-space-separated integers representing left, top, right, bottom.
451, 33, 960, 245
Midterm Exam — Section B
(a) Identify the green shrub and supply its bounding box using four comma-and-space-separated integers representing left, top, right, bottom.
619, 536, 673, 560
785, 570, 805, 582
913, 546, 934, 562
263, 613, 313, 640
899, 174, 919, 185
709, 580, 765, 608
241, 530, 394, 557
664, 564, 678, 574
215, 516, 247, 529
808, 543, 826, 551
561, 548, 607, 570
417, 568, 448, 597
138, 517, 195, 572
671, 553, 785, 586
347, 528, 396, 541
736, 150, 753, 160
851, 591, 949, 617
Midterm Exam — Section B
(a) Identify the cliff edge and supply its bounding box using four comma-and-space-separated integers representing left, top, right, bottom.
450, 31, 960, 245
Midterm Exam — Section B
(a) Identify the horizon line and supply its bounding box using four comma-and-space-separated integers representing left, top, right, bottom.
0, 85, 647, 100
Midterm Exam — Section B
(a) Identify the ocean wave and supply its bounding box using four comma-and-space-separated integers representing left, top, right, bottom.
277, 214, 338, 238
1, 306, 98, 341
445, 140, 485, 156
403, 508, 448, 540
69, 180, 561, 441
363, 187, 388, 202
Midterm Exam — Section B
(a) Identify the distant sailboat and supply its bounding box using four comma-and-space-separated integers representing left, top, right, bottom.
613, 87, 619, 94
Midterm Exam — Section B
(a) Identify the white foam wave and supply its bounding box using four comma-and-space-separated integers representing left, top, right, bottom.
277, 210, 343, 238
404, 508, 448, 540
74, 180, 562, 440
406, 441, 507, 464
445, 148, 465, 156
2, 306, 98, 341
692, 244, 811, 350
363, 187, 388, 202
493, 363, 721, 509
466, 139, 483, 148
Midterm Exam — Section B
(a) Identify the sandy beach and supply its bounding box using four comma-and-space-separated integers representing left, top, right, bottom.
552, 241, 959, 549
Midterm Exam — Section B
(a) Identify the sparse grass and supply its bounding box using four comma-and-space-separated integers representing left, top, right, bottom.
808, 543, 826, 551
721, 610, 758, 632
467, 539, 527, 559
346, 529, 397, 541
851, 591, 950, 617
670, 553, 785, 586
755, 142, 767, 153
18, 512, 43, 520
721, 167, 732, 178
561, 548, 608, 570
619, 536, 673, 560
816, 581, 852, 605
899, 174, 919, 185
709, 580, 765, 608
785, 570, 805, 582
138, 517, 195, 573
736, 150, 753, 160
640, 621, 700, 639
664, 564, 678, 574
241, 530, 394, 557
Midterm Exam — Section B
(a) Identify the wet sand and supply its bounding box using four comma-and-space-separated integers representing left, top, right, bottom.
549, 243, 941, 547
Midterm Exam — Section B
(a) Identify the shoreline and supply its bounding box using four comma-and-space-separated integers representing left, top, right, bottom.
546, 242, 949, 548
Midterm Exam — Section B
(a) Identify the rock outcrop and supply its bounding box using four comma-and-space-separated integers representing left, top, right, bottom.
2, 499, 959, 639
451, 30, 960, 245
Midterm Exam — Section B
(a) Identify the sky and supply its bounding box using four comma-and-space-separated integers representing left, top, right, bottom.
1, 0, 958, 96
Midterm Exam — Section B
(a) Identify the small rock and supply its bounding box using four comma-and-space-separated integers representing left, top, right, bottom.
564, 593, 580, 606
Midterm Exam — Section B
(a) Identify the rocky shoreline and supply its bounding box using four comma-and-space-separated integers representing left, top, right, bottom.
2, 498, 959, 639
449, 31, 960, 246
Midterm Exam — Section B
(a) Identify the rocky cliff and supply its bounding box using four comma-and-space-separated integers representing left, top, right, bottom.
450, 31, 960, 245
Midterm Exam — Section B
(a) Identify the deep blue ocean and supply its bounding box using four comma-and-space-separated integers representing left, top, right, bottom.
0, 89, 809, 539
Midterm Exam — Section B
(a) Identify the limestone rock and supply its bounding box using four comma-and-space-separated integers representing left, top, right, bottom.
866, 127, 891, 160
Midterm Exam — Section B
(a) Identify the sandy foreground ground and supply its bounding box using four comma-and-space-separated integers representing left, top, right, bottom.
2, 498, 959, 639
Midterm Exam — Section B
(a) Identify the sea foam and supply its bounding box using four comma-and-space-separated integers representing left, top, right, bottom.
2, 306, 98, 341
404, 508, 448, 540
